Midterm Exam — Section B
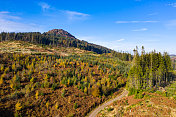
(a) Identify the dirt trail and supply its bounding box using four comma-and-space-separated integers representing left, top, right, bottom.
88, 90, 128, 117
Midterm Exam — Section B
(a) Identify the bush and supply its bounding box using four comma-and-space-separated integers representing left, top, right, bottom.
51, 83, 57, 91
46, 101, 49, 110
55, 102, 59, 109
14, 112, 21, 117
107, 107, 113, 112
134, 90, 144, 99
128, 88, 135, 96
74, 102, 78, 109
39, 92, 44, 96
44, 81, 50, 88
15, 101, 22, 111
67, 113, 74, 117
61, 89, 66, 97
173, 96, 176, 100
36, 91, 39, 99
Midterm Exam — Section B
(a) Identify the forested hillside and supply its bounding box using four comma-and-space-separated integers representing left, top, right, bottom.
0, 40, 130, 117
127, 46, 173, 91
0, 29, 132, 61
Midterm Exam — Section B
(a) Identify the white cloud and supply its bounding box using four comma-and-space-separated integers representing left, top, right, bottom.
0, 11, 10, 14
116, 20, 159, 24
132, 28, 148, 31
165, 20, 176, 27
0, 19, 41, 32
168, 3, 176, 7
63, 10, 90, 20
0, 13, 21, 20
0, 12, 43, 32
37, 2, 89, 21
38, 2, 50, 11
116, 38, 125, 42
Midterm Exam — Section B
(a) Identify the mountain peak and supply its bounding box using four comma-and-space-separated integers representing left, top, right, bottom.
47, 29, 76, 39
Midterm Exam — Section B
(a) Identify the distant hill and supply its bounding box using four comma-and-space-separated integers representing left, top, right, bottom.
0, 29, 132, 61
170, 54, 176, 57
47, 29, 76, 39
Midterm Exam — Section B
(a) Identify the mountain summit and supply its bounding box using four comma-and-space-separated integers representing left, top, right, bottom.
47, 29, 76, 39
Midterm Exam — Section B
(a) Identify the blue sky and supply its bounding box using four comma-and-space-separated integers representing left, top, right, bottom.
0, 0, 176, 54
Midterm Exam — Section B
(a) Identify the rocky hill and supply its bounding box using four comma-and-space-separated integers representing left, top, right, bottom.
47, 29, 76, 39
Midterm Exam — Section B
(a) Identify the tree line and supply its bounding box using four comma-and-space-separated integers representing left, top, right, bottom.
0, 32, 132, 61
127, 46, 173, 91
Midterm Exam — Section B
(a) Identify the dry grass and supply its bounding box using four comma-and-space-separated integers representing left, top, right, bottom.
97, 93, 176, 117
0, 41, 91, 56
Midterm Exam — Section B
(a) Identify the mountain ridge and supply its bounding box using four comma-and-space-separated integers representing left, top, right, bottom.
0, 29, 132, 61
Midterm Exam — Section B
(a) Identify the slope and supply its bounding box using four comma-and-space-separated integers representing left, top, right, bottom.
0, 29, 132, 61
0, 40, 130, 116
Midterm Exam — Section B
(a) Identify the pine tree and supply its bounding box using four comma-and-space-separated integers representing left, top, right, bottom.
128, 47, 173, 91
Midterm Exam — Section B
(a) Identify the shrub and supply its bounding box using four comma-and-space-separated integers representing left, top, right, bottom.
36, 90, 39, 99
74, 102, 78, 109
84, 87, 88, 94
67, 113, 74, 117
61, 89, 66, 97
128, 88, 135, 96
173, 96, 176, 100
30, 77, 35, 83
68, 96, 71, 103
107, 107, 113, 112
0, 77, 3, 85
44, 81, 50, 88
15, 101, 22, 111
91, 86, 100, 97
46, 101, 49, 110
134, 90, 144, 99
39, 92, 44, 96
14, 112, 21, 117
51, 83, 57, 91
55, 102, 59, 109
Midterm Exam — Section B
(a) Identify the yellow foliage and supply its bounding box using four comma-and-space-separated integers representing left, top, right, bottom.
1, 73, 6, 78
67, 79, 70, 86
30, 77, 35, 83
0, 65, 4, 71
84, 76, 88, 82
0, 77, 3, 85
10, 81, 14, 89
91, 86, 100, 97
12, 63, 16, 71
12, 75, 17, 82
31, 86, 34, 92
55, 102, 59, 109
15, 101, 22, 111
4, 67, 9, 73
46, 101, 49, 110
36, 90, 39, 99
84, 87, 88, 94
97, 82, 101, 87
44, 74, 48, 81
0, 73, 6, 85
68, 96, 71, 103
